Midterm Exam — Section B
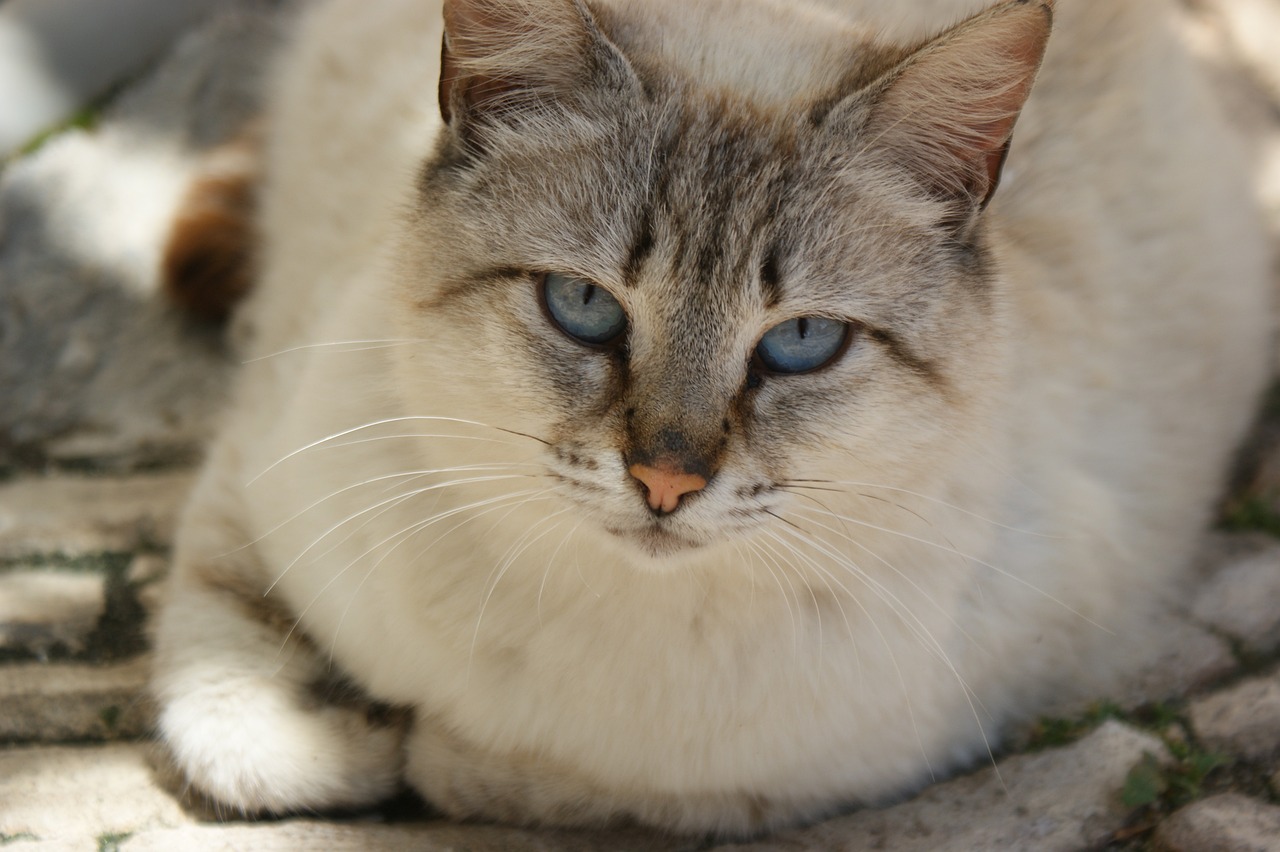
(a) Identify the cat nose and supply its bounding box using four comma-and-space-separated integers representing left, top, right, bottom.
628, 463, 708, 514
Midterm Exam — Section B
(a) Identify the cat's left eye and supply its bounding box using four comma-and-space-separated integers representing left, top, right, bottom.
541, 273, 627, 347
755, 317, 850, 374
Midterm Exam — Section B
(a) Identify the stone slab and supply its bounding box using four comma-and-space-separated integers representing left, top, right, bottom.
0, 656, 151, 741
1192, 545, 1280, 654
1215, 0, 1280, 103
0, 569, 104, 655
1154, 793, 1280, 852
0, 472, 193, 558
723, 720, 1164, 852
0, 4, 285, 470
1119, 612, 1239, 708
1188, 670, 1280, 761
123, 821, 698, 852
1, 840, 96, 852
0, 743, 191, 841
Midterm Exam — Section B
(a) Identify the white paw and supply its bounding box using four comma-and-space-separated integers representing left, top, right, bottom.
158, 679, 405, 815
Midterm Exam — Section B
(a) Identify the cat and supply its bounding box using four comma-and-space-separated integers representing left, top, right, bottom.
149, 0, 1273, 836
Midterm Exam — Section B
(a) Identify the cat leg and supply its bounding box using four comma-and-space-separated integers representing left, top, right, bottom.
404, 714, 621, 828
404, 714, 806, 835
151, 554, 405, 815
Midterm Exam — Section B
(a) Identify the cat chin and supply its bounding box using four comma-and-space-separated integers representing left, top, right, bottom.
601, 522, 710, 566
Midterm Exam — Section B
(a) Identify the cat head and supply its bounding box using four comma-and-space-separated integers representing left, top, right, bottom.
393, 0, 1051, 564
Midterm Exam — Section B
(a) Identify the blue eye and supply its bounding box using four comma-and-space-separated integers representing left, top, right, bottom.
542, 273, 627, 346
755, 317, 850, 374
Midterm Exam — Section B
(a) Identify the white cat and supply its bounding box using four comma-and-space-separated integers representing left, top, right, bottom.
150, 0, 1272, 835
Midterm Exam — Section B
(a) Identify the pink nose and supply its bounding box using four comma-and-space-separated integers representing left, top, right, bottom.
628, 463, 708, 514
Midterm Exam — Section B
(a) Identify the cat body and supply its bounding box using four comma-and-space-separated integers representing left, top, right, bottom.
151, 0, 1272, 834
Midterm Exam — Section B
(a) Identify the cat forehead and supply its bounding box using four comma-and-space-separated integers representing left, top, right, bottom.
590, 0, 886, 105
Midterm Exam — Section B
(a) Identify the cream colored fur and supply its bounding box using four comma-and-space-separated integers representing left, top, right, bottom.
151, 0, 1272, 835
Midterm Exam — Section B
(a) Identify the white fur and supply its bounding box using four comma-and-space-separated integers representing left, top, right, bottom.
152, 0, 1273, 834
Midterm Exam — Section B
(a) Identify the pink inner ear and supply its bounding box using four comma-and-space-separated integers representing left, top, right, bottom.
438, 0, 526, 125
867, 1, 1052, 205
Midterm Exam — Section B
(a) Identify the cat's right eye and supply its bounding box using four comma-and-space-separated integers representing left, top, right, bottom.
541, 272, 627, 347
754, 317, 850, 374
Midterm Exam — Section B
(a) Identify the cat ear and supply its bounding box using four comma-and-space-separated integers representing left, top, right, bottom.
836, 0, 1052, 212
438, 0, 640, 139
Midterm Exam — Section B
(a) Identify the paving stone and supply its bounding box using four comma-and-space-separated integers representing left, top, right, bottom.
0, 743, 192, 841
720, 721, 1164, 852
0, 3, 283, 470
1192, 545, 1280, 654
0, 657, 151, 741
1154, 793, 1280, 852
125, 554, 168, 587
0, 569, 104, 655
1, 840, 96, 852
1188, 671, 1280, 761
123, 821, 696, 852
127, 554, 170, 616
1214, 0, 1280, 103
1118, 613, 1239, 708
0, 472, 193, 558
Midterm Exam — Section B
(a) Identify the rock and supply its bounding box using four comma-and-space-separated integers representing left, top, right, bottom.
0, 657, 151, 741
1212, 0, 1280, 104
721, 721, 1165, 852
128, 554, 170, 615
0, 472, 193, 558
1192, 545, 1280, 654
0, 0, 227, 155
2, 840, 96, 852
0, 569, 104, 656
1188, 671, 1280, 761
0, 2, 285, 470
0, 744, 192, 841
1118, 612, 1238, 707
1154, 793, 1280, 852
122, 821, 695, 852
125, 553, 168, 587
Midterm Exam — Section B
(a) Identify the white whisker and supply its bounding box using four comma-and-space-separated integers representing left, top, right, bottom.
783, 501, 1107, 632
247, 415, 547, 485
242, 338, 426, 364
784, 479, 1057, 539
468, 507, 576, 684
266, 473, 540, 593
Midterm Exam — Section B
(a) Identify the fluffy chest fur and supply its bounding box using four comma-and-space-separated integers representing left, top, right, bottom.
151, 0, 1272, 835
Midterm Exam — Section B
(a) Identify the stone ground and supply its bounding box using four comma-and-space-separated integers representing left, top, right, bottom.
2, 1, 1280, 850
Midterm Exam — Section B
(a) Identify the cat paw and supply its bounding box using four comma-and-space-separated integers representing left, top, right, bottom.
158, 686, 407, 816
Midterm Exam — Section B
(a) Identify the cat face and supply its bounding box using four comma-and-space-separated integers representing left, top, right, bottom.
391, 0, 1044, 563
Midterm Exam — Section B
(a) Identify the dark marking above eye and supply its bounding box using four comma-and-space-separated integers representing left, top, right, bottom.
867, 327, 947, 390
760, 249, 783, 307
623, 211, 655, 287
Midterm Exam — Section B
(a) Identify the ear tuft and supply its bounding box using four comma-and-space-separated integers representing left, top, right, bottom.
438, 0, 638, 138
860, 0, 1053, 210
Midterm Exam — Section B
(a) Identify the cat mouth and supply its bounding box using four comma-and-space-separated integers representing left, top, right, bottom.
604, 523, 704, 557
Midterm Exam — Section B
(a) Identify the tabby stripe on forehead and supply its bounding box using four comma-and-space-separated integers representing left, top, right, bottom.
622, 207, 655, 287
759, 248, 783, 307
623, 105, 685, 288
868, 327, 946, 390
422, 266, 528, 310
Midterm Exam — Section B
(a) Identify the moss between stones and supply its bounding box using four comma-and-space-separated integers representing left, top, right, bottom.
96, 832, 132, 852
0, 552, 149, 664
14, 108, 100, 159
1027, 697, 1279, 849
1220, 494, 1280, 537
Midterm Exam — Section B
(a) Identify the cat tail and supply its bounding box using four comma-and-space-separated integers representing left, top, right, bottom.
160, 125, 261, 323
